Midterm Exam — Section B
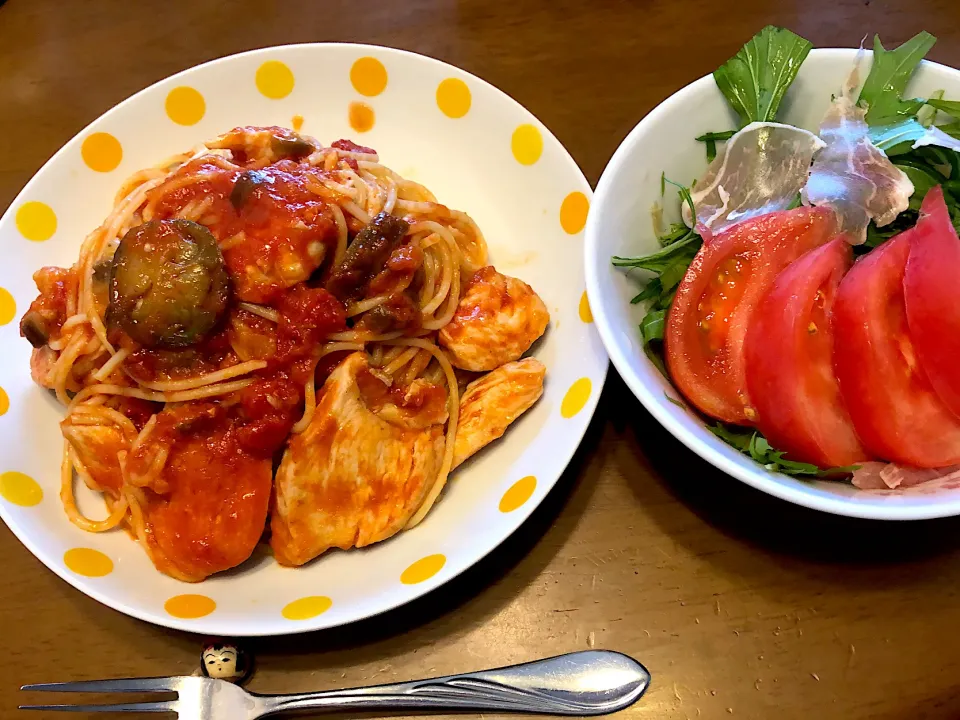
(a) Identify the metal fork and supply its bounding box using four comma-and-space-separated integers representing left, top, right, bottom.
20, 650, 649, 718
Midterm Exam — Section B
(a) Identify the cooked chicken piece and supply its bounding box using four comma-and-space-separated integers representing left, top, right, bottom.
142, 432, 272, 583
30, 346, 58, 389
453, 358, 546, 468
271, 352, 446, 567
439, 267, 549, 371
61, 411, 129, 495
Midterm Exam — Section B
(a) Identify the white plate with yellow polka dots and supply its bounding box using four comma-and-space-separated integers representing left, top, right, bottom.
0, 44, 606, 635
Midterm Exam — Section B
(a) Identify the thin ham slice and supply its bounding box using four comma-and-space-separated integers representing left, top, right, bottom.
851, 462, 960, 490
684, 122, 824, 233
802, 55, 914, 244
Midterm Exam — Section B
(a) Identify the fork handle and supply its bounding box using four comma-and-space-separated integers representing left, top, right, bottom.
258, 650, 650, 716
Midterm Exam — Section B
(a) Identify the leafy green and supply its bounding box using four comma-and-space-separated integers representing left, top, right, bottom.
708, 424, 859, 477
917, 90, 945, 127
640, 310, 667, 344
941, 122, 960, 140
696, 130, 736, 162
713, 26, 813, 127
927, 98, 960, 117
870, 118, 931, 154
664, 177, 697, 225
898, 163, 944, 210
612, 231, 700, 273
858, 31, 936, 125
664, 393, 686, 409
862, 144, 960, 248
613, 179, 705, 377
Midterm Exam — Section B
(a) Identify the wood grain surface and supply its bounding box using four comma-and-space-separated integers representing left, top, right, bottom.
3, 1, 960, 718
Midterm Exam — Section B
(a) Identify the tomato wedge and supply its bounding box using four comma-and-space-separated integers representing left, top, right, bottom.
744, 239, 870, 467
833, 228, 960, 467
665, 207, 838, 424
904, 186, 960, 417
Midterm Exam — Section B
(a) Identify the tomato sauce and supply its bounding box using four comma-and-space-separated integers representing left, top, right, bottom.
149, 158, 339, 303
20, 266, 77, 347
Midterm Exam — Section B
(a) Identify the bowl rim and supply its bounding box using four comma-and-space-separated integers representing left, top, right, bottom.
0, 41, 607, 634
584, 47, 960, 521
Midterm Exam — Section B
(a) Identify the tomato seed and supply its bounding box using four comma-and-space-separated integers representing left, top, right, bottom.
807, 322, 818, 334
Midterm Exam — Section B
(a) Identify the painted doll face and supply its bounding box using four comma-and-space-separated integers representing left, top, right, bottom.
202, 646, 241, 680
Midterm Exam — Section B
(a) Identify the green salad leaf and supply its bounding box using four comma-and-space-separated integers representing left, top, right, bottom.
863, 146, 960, 246
858, 31, 936, 125
926, 98, 960, 117
612, 180, 704, 378
695, 130, 736, 162
868, 118, 929, 154
713, 26, 813, 127
709, 424, 860, 477
917, 90, 945, 127
640, 309, 667, 344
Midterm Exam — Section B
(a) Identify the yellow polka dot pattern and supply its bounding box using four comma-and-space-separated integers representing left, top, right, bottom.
401, 554, 446, 584
165, 594, 216, 619
16, 201, 57, 242
0, 471, 42, 507
81, 132, 122, 173
350, 57, 388, 97
165, 86, 206, 126
64, 548, 114, 577
511, 124, 543, 166
0, 288, 16, 326
560, 191, 589, 234
0, 387, 8, 417
561, 378, 592, 419
436, 78, 471, 118
499, 476, 537, 513
282, 596, 332, 620
256, 60, 295, 99
348, 101, 375, 133
579, 291, 593, 323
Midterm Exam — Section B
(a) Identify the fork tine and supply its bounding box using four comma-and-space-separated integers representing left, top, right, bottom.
21, 677, 179, 693
19, 700, 177, 713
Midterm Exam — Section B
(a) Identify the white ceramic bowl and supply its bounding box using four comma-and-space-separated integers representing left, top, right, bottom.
0, 43, 607, 634
585, 48, 960, 520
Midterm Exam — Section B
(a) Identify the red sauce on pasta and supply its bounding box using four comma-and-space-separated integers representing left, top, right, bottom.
149, 159, 340, 304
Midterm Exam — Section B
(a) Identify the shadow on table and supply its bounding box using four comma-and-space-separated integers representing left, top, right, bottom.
608, 371, 960, 569
252, 393, 607, 662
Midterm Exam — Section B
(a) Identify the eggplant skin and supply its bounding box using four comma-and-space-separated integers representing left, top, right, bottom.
109, 220, 231, 349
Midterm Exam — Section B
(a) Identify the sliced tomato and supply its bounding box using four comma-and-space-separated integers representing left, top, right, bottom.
665, 207, 838, 424
833, 228, 960, 467
743, 238, 870, 467
904, 186, 960, 417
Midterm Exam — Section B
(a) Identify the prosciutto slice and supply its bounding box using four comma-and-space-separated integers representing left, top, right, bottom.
802, 58, 914, 244
851, 462, 960, 490
684, 122, 824, 233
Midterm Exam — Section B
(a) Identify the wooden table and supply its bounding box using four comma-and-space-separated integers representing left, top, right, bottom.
3, 1, 960, 718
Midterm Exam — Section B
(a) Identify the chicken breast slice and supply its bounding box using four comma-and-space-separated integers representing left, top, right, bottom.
453, 358, 546, 468
271, 352, 446, 567
61, 412, 129, 495
439, 266, 549, 371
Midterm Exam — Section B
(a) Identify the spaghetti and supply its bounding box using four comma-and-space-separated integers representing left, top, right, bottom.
20, 125, 544, 581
